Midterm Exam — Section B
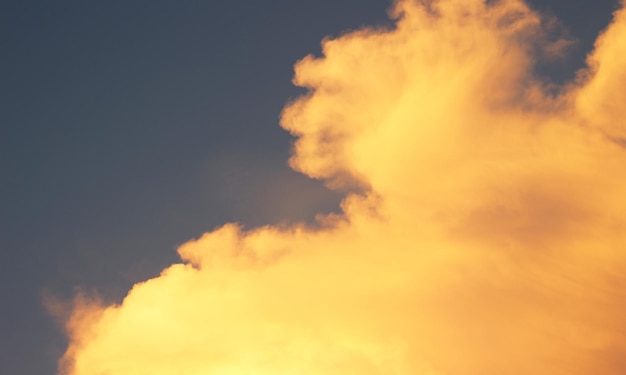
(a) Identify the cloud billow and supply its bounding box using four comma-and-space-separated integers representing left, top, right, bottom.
59, 1, 626, 374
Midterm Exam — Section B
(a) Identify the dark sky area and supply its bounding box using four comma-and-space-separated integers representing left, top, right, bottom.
0, 1, 620, 374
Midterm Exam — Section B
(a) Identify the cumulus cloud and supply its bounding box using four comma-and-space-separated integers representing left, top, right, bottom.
58, 1, 626, 374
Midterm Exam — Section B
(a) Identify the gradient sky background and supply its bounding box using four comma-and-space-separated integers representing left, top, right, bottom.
0, 1, 620, 374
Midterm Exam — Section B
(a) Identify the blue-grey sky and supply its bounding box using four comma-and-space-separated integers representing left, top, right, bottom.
0, 1, 619, 374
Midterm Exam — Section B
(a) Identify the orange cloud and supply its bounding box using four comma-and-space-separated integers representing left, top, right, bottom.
58, 1, 626, 374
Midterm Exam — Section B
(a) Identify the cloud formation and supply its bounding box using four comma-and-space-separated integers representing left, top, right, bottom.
58, 1, 626, 374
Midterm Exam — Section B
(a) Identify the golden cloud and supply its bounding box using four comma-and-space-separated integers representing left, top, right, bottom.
58, 1, 626, 374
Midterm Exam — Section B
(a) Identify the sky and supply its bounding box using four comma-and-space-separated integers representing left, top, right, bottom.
1, 1, 624, 374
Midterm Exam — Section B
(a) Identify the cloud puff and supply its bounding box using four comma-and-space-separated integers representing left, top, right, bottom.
58, 1, 626, 374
